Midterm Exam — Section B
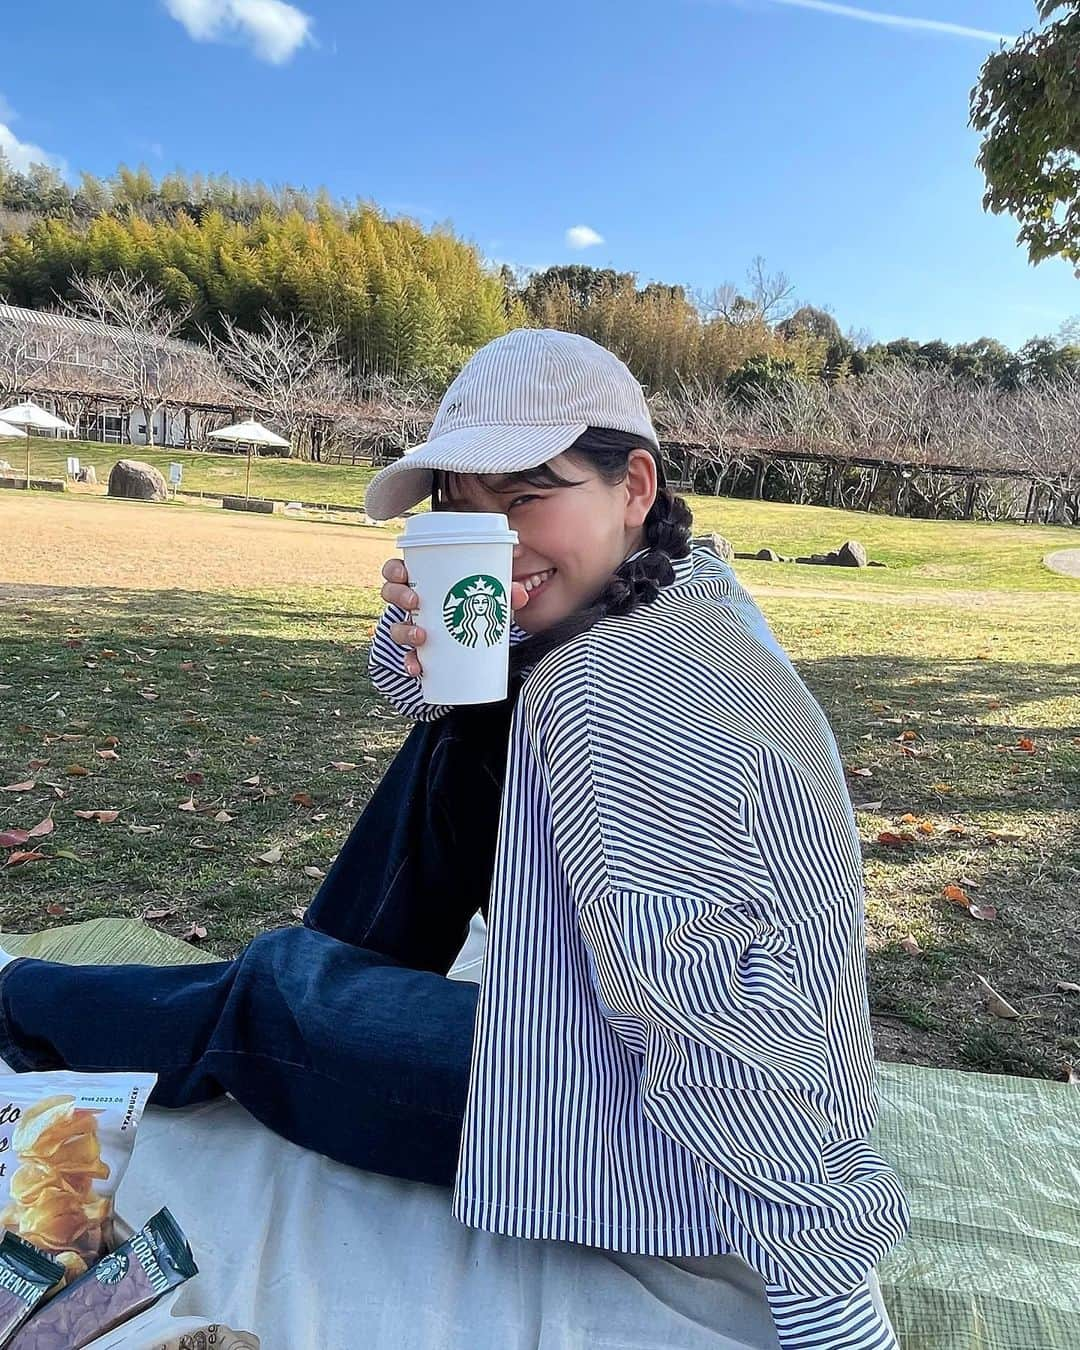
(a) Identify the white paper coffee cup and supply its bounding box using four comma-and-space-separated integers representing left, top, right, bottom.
396, 511, 519, 705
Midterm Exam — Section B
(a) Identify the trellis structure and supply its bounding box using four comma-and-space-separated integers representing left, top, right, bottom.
658, 441, 1079, 525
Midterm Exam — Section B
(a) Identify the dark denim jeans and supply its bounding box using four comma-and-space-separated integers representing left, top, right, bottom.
0, 697, 517, 1188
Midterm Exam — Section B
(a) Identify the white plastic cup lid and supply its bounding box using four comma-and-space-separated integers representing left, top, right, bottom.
396, 510, 518, 549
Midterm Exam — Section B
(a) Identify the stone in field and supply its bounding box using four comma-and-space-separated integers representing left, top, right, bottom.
836, 539, 868, 567
755, 547, 780, 562
107, 459, 167, 502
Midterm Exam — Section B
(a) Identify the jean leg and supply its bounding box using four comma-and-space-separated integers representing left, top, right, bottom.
305, 697, 515, 974
0, 927, 478, 1187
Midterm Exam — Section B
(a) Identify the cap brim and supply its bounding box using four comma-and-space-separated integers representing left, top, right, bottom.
363, 422, 588, 522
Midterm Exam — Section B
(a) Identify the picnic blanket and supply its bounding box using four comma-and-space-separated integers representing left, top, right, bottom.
4, 918, 1078, 1349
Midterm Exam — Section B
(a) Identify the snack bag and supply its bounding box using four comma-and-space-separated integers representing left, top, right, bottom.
0, 1074, 156, 1284
8, 1208, 197, 1350
0, 1233, 64, 1348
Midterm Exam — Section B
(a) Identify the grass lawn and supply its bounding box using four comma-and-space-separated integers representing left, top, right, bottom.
6, 438, 380, 508
1, 488, 1078, 1082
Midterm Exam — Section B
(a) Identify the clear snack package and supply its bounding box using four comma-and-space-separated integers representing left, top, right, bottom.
0, 1073, 156, 1286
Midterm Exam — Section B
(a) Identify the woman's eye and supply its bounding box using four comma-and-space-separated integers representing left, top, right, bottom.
508, 495, 539, 510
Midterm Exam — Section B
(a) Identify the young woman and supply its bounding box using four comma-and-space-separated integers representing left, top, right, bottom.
0, 330, 909, 1348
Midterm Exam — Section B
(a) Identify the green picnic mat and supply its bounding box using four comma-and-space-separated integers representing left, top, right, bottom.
5, 918, 1078, 1349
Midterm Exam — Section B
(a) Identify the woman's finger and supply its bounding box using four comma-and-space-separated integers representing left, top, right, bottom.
390, 622, 425, 647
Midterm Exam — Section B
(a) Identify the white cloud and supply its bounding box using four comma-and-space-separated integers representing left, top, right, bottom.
0, 97, 64, 175
750, 0, 1016, 43
566, 225, 605, 249
164, 0, 312, 64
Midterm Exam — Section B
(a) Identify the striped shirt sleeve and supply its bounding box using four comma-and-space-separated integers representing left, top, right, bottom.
368, 603, 532, 722
523, 634, 909, 1348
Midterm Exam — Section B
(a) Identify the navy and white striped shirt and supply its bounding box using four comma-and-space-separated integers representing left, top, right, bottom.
369, 543, 911, 1348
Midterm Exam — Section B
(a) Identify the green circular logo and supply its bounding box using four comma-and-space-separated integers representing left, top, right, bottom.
443, 574, 509, 648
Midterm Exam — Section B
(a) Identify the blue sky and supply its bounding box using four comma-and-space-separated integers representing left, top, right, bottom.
1, 0, 1074, 349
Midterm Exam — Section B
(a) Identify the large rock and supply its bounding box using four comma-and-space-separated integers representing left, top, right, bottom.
693, 532, 734, 563
755, 547, 780, 562
836, 539, 868, 567
107, 459, 168, 502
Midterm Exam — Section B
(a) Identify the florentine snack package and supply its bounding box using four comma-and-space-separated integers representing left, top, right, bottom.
0, 1232, 64, 1348
8, 1208, 197, 1350
0, 1074, 157, 1285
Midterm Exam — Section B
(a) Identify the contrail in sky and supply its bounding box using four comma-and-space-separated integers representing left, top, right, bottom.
740, 0, 1016, 43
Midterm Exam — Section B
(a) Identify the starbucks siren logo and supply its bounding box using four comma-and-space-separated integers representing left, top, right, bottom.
443, 575, 508, 648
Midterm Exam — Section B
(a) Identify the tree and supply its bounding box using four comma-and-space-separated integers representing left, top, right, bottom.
205, 312, 348, 459
970, 2, 1080, 266
67, 271, 195, 446
520, 265, 634, 312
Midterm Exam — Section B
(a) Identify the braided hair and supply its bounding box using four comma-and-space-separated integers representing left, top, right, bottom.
432, 427, 694, 699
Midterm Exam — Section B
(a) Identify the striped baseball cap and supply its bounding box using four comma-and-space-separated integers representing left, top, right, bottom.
363, 328, 660, 522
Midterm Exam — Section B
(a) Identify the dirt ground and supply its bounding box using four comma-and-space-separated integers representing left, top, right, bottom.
6, 494, 395, 591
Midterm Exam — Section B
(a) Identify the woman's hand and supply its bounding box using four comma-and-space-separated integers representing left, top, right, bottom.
381, 558, 529, 680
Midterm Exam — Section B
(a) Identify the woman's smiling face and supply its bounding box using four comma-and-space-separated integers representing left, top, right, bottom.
434, 449, 658, 634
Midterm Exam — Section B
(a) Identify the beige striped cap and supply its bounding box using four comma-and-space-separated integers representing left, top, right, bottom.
363, 328, 660, 522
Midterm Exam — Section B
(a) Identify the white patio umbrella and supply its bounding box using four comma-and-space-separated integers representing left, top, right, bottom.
207, 419, 290, 500
0, 401, 76, 488
0, 417, 29, 439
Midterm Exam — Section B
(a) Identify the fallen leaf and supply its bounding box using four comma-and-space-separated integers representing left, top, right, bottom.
129, 824, 162, 835
986, 829, 1025, 843
27, 758, 49, 771
898, 812, 917, 824
102, 736, 120, 748
177, 795, 197, 812
213, 810, 233, 823
5, 850, 45, 867
1016, 737, 1036, 753
898, 730, 919, 743
303, 865, 326, 879
245, 735, 262, 746
311, 812, 328, 822
930, 782, 953, 793
242, 775, 261, 787
1055, 981, 1080, 993
944, 825, 969, 838
179, 661, 196, 672
258, 846, 283, 864
329, 761, 358, 771
180, 924, 208, 943
182, 771, 205, 786
73, 809, 119, 823
900, 744, 923, 758
291, 792, 314, 808
290, 907, 306, 921
64, 764, 90, 777
847, 766, 873, 778
975, 973, 1020, 1019
45, 902, 65, 916
25, 816, 54, 838
968, 903, 998, 921
141, 907, 176, 922
1, 780, 36, 793
95, 748, 121, 761
900, 936, 922, 956
0, 829, 29, 847
877, 831, 915, 848
140, 690, 160, 701
916, 820, 936, 835
51, 848, 81, 861
943, 884, 971, 906
282, 694, 301, 706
